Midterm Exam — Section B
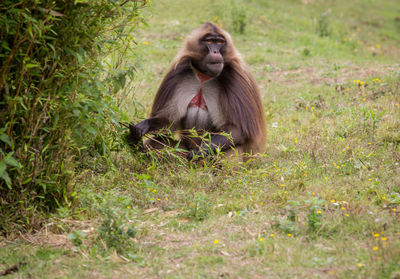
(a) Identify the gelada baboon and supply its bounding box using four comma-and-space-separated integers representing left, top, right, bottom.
128, 22, 266, 160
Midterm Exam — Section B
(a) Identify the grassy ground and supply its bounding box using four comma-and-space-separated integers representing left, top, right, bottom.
1, 0, 400, 278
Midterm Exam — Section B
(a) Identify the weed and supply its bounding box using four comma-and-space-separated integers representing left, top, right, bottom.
181, 193, 211, 221
197, 255, 224, 266
302, 48, 311, 57
67, 230, 87, 247
360, 107, 384, 131
248, 238, 266, 256
307, 206, 323, 233
97, 206, 137, 253
285, 200, 301, 222
316, 12, 330, 37
271, 217, 298, 235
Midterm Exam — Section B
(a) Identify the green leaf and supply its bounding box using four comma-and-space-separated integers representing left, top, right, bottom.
26, 63, 39, 68
0, 134, 12, 146
0, 161, 12, 189
0, 161, 6, 176
22, 177, 32, 185
4, 153, 21, 168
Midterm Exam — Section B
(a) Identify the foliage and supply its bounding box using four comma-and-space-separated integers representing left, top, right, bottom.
0, 0, 148, 233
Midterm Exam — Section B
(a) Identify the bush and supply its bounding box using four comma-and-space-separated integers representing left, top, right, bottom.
231, 2, 247, 34
0, 0, 148, 233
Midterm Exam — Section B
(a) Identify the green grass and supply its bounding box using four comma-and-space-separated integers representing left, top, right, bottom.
1, 0, 400, 278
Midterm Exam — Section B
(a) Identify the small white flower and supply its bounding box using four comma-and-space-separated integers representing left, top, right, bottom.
272, 122, 278, 128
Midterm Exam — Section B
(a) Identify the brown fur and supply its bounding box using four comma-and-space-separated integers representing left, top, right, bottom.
142, 23, 266, 159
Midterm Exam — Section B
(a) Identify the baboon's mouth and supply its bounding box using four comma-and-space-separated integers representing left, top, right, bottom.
207, 62, 223, 68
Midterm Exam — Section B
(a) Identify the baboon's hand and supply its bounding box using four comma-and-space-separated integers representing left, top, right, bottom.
127, 123, 145, 147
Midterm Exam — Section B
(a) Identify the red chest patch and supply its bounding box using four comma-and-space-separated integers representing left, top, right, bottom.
189, 90, 208, 110
188, 72, 212, 111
